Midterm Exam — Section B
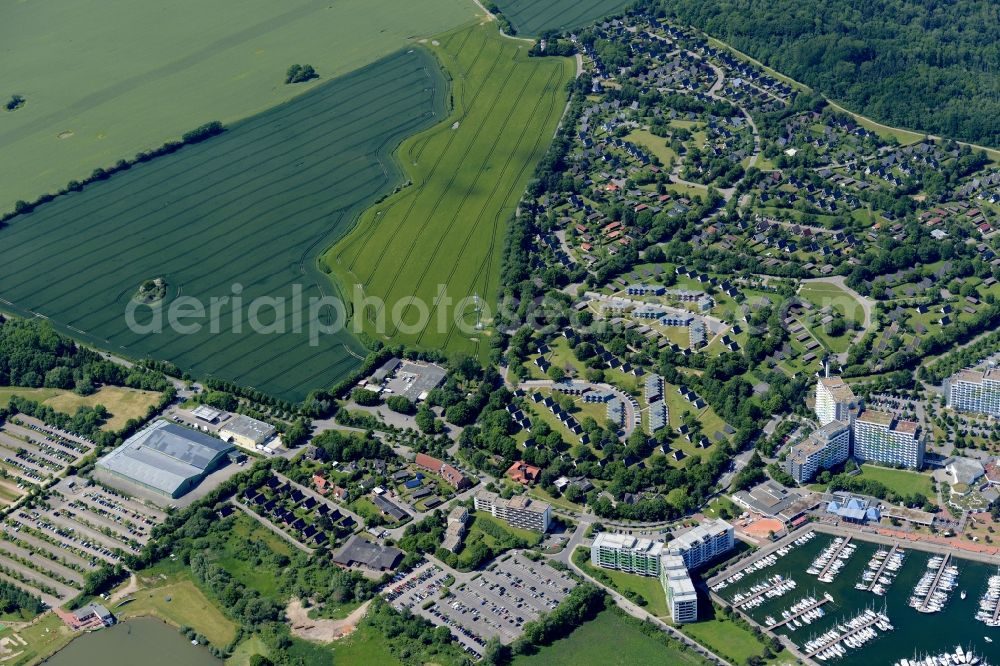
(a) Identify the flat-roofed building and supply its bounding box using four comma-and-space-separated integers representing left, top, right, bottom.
660, 554, 697, 623
667, 519, 734, 569
96, 420, 233, 499
853, 409, 924, 469
946, 368, 1000, 418
785, 420, 851, 483
590, 532, 664, 576
815, 376, 859, 426
219, 414, 276, 449
474, 490, 551, 532
442, 506, 469, 552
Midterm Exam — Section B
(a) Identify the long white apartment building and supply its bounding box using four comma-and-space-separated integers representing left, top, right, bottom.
660, 554, 698, 623
590, 533, 664, 576
785, 419, 851, 483
946, 367, 1000, 418
815, 376, 860, 426
473, 490, 551, 532
852, 409, 924, 469
667, 519, 734, 569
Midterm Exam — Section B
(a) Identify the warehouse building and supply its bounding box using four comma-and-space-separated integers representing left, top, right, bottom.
96, 421, 233, 499
219, 414, 276, 449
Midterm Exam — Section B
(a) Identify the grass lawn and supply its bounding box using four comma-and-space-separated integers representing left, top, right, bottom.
513, 607, 708, 665
0, 385, 162, 431
798, 281, 865, 325
0, 0, 479, 212
702, 496, 739, 521
117, 575, 238, 647
0, 612, 76, 666
328, 625, 403, 665
859, 464, 934, 498
574, 548, 669, 618
627, 129, 678, 165
226, 635, 271, 666
680, 615, 769, 665
327, 22, 574, 358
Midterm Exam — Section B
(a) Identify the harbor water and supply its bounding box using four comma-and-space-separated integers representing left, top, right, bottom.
716, 531, 1000, 664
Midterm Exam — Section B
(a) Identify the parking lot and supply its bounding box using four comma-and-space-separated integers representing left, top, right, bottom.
385, 554, 577, 659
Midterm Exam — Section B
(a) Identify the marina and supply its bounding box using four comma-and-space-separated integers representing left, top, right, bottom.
766, 592, 833, 630
909, 554, 958, 613
709, 529, 1000, 665
976, 571, 1000, 628
803, 607, 894, 660
893, 645, 992, 666
729, 574, 797, 610
856, 543, 906, 595
807, 535, 857, 583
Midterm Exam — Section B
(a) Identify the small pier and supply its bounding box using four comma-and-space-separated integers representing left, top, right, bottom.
816, 536, 852, 579
767, 595, 832, 630
865, 543, 900, 593
918, 553, 951, 613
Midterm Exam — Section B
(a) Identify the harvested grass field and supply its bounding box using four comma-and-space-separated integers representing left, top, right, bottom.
0, 385, 161, 431
494, 0, 633, 36
0, 0, 479, 211
0, 49, 449, 401
326, 23, 573, 357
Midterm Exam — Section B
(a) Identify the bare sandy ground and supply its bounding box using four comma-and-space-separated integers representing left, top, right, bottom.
286, 598, 372, 642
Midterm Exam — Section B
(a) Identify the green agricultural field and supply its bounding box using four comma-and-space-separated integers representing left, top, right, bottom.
0, 49, 448, 401
326, 23, 574, 357
513, 607, 709, 665
494, 0, 633, 36
0, 0, 479, 212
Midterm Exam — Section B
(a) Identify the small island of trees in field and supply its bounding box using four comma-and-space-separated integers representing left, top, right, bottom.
285, 64, 318, 84
4, 95, 24, 111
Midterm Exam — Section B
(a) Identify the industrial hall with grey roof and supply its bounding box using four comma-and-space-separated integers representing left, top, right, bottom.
96, 420, 234, 498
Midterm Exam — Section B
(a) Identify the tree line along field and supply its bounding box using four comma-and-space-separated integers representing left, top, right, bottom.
493, 0, 633, 35
0, 0, 479, 212
0, 49, 448, 402
325, 22, 575, 358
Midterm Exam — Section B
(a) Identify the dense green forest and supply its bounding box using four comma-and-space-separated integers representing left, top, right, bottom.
646, 0, 1000, 146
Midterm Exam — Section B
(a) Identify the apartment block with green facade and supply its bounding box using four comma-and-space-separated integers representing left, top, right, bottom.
590, 532, 664, 576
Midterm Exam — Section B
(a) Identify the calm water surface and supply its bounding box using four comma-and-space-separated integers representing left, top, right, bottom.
43, 617, 221, 666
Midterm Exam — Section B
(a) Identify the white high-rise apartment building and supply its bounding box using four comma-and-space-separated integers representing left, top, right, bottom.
667, 519, 734, 569
853, 410, 924, 469
946, 368, 1000, 418
785, 420, 851, 483
660, 554, 697, 623
815, 376, 859, 426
